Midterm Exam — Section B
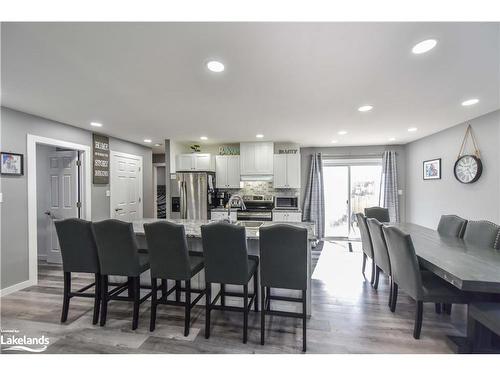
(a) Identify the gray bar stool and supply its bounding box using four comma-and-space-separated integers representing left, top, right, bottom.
259, 224, 308, 352
54, 218, 101, 325
355, 212, 375, 285
144, 221, 205, 336
93, 219, 152, 330
365, 206, 390, 223
366, 218, 392, 305
201, 222, 259, 344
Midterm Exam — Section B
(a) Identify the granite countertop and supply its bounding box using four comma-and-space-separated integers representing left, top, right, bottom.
211, 207, 240, 212
133, 218, 316, 241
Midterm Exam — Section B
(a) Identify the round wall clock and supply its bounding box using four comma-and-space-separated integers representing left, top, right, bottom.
454, 154, 482, 184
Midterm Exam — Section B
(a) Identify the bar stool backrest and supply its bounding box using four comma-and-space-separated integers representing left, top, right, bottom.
260, 224, 308, 290
201, 222, 249, 284
93, 219, 141, 276
437, 215, 468, 237
463, 220, 500, 249
365, 206, 390, 223
144, 221, 191, 280
355, 212, 373, 258
366, 218, 391, 276
54, 218, 100, 273
382, 225, 423, 300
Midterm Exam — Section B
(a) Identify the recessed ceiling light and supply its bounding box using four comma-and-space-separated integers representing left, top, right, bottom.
331, 140, 339, 144
338, 130, 348, 135
90, 122, 102, 127
462, 98, 479, 106
412, 39, 437, 54
154, 143, 161, 147
388, 137, 396, 141
143, 139, 152, 143
207, 61, 225, 73
200, 136, 208, 141
408, 127, 418, 132
358, 105, 373, 112
256, 134, 264, 138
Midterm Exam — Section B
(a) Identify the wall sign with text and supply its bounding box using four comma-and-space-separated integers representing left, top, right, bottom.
93, 133, 109, 184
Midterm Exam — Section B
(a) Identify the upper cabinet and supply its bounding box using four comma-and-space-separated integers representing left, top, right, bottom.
240, 142, 274, 177
176, 153, 215, 172
215, 155, 241, 188
273, 153, 301, 188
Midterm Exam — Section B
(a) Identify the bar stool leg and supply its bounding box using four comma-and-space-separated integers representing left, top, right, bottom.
254, 268, 259, 312
150, 278, 157, 332
100, 275, 109, 326
390, 283, 398, 313
435, 303, 442, 314
205, 282, 211, 339
220, 283, 225, 307
388, 276, 393, 307
370, 258, 376, 285
184, 280, 191, 337
302, 289, 307, 352
373, 266, 380, 290
266, 287, 271, 311
92, 273, 101, 325
132, 277, 140, 330
413, 300, 423, 339
161, 279, 168, 300
362, 253, 367, 276
260, 286, 265, 345
175, 280, 181, 302
61, 272, 71, 323
243, 284, 248, 343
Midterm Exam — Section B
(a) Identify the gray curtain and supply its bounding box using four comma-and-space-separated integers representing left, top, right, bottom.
302, 153, 325, 238
380, 150, 400, 222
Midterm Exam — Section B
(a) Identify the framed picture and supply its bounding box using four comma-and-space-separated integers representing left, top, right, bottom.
0, 152, 24, 176
423, 158, 441, 180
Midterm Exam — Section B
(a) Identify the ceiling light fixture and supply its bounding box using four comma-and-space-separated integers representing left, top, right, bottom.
408, 127, 418, 132
143, 139, 152, 143
462, 98, 479, 106
331, 140, 339, 144
389, 137, 396, 141
338, 130, 348, 135
200, 136, 208, 140
207, 60, 225, 73
256, 134, 264, 138
412, 39, 437, 54
90, 122, 103, 127
154, 143, 161, 147
358, 105, 373, 112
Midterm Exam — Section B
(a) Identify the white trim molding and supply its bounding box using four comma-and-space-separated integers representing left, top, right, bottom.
0, 279, 35, 297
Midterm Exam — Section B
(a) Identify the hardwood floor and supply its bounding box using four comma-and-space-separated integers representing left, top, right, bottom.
0, 241, 466, 353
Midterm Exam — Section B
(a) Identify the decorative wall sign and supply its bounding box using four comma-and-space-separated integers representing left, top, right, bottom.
92, 133, 109, 184
218, 145, 240, 155
454, 124, 483, 184
423, 158, 441, 180
0, 152, 24, 176
277, 149, 298, 154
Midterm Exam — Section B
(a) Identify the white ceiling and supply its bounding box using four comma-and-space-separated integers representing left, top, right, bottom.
2, 22, 499, 151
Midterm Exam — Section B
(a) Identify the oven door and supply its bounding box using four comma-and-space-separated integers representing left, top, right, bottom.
237, 211, 273, 221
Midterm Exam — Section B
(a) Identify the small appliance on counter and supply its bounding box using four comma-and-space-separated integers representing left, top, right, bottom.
275, 196, 299, 210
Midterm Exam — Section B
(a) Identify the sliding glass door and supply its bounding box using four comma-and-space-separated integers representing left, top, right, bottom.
323, 159, 382, 239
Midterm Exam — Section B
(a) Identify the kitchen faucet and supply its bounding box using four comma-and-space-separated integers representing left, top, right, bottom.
226, 194, 246, 223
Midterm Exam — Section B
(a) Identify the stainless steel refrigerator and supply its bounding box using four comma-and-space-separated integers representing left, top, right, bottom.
176, 172, 215, 220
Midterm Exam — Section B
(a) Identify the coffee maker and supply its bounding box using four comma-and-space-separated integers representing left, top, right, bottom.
216, 191, 229, 208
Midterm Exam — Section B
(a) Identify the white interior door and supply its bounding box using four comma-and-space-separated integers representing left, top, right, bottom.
110, 151, 143, 222
47, 151, 79, 263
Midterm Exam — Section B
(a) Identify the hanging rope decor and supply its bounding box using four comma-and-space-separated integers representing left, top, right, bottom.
454, 124, 483, 184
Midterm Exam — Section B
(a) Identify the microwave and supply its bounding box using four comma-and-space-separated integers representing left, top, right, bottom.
275, 196, 299, 210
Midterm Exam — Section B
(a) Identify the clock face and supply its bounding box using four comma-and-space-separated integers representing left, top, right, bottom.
454, 155, 483, 184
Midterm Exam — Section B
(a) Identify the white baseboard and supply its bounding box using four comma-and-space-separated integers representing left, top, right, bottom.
0, 279, 35, 297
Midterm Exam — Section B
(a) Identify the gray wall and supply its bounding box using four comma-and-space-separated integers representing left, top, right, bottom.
405, 110, 500, 229
300, 145, 407, 222
1, 107, 153, 289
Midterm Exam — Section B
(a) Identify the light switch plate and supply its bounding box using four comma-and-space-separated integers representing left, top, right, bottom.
398, 189, 403, 195
105, 190, 111, 197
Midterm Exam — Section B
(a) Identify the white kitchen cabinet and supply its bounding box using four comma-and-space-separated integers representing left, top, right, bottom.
215, 155, 240, 188
240, 142, 273, 176
273, 153, 301, 188
211, 210, 237, 221
272, 211, 302, 222
176, 153, 215, 171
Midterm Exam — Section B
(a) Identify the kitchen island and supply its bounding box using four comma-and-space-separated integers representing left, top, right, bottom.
131, 219, 316, 315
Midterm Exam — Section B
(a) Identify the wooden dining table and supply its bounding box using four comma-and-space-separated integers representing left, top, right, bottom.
389, 222, 500, 353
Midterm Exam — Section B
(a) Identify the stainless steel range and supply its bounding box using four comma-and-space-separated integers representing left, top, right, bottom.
237, 195, 274, 221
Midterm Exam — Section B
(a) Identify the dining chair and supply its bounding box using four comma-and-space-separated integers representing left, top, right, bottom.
437, 215, 468, 237
93, 219, 152, 330
366, 218, 392, 305
355, 213, 375, 285
144, 221, 205, 336
259, 224, 308, 352
54, 218, 101, 325
463, 220, 500, 249
382, 225, 467, 339
365, 206, 390, 223
201, 222, 259, 344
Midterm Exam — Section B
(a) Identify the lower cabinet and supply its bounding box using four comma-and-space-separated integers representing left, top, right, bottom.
272, 211, 302, 222
211, 211, 237, 221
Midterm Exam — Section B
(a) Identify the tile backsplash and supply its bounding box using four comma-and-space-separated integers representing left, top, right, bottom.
225, 181, 299, 198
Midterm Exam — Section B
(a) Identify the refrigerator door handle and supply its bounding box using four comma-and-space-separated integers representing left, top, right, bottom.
182, 181, 188, 219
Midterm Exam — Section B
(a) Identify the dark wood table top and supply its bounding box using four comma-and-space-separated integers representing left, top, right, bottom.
390, 222, 500, 293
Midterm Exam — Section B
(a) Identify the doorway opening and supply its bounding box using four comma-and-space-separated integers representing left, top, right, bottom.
323, 158, 382, 240
153, 162, 167, 219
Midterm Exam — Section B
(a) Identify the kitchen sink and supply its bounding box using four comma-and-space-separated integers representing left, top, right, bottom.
235, 221, 264, 228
